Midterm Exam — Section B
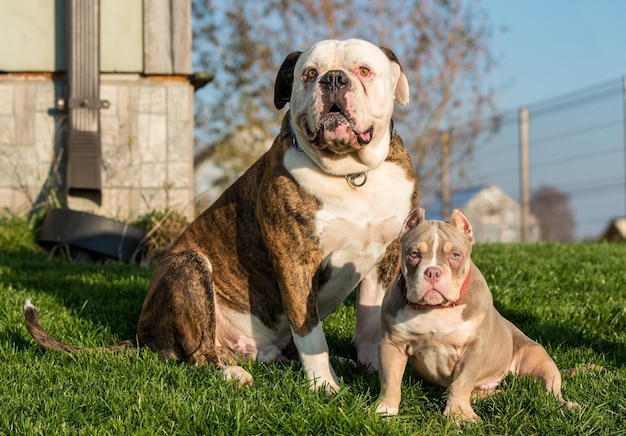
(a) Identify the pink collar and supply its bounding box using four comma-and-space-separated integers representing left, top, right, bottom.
398, 266, 472, 310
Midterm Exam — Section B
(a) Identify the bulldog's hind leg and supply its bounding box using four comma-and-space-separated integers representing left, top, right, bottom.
137, 249, 253, 386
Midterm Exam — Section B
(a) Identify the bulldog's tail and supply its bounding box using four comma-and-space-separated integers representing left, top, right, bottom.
24, 299, 136, 354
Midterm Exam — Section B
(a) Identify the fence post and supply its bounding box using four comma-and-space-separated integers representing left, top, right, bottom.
623, 76, 626, 218
519, 107, 530, 242
440, 130, 451, 220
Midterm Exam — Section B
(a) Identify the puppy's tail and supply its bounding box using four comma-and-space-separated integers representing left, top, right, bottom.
561, 364, 603, 377
24, 299, 137, 354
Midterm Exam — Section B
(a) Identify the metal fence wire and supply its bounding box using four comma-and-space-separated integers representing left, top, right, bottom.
431, 77, 625, 241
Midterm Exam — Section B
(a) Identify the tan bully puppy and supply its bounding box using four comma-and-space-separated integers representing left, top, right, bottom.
24, 39, 418, 394
376, 209, 578, 421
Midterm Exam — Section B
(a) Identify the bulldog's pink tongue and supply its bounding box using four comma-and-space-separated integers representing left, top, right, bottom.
358, 130, 372, 144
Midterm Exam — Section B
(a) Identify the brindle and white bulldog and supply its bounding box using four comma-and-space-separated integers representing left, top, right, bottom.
376, 209, 579, 421
24, 39, 418, 394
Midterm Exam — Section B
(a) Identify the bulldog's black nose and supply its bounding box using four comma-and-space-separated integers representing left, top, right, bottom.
320, 70, 349, 91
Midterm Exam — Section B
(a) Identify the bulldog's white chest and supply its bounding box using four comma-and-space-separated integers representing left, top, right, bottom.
285, 147, 414, 316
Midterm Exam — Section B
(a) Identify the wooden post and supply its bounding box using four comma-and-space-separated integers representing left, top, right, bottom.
519, 107, 530, 243
171, 0, 192, 74
440, 130, 451, 220
144, 0, 192, 75
623, 76, 626, 218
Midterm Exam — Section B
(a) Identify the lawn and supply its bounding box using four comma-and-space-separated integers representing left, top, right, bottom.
1, 215, 624, 435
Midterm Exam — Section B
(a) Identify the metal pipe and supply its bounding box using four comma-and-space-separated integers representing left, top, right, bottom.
519, 107, 530, 243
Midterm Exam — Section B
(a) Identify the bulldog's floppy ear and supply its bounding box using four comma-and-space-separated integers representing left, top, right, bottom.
399, 208, 426, 238
450, 209, 474, 243
274, 51, 302, 110
379, 47, 410, 106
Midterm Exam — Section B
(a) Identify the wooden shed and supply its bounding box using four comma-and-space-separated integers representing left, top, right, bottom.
0, 0, 197, 221
424, 185, 540, 243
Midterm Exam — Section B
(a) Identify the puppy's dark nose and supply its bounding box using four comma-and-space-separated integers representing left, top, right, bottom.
320, 70, 349, 91
424, 267, 443, 282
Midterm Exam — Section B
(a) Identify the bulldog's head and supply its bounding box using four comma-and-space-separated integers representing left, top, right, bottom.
274, 39, 410, 176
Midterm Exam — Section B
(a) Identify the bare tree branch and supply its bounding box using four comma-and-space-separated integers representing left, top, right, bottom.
192, 0, 500, 194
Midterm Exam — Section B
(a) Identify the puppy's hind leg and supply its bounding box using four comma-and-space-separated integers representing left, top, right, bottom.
517, 343, 578, 410
137, 249, 253, 386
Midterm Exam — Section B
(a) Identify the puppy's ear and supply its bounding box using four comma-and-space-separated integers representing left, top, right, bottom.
399, 208, 425, 238
450, 209, 474, 242
379, 47, 410, 106
274, 51, 302, 110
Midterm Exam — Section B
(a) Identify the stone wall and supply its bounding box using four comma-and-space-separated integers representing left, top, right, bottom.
0, 73, 194, 221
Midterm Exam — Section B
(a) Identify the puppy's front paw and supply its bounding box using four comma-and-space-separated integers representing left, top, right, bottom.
375, 403, 399, 416
444, 404, 480, 424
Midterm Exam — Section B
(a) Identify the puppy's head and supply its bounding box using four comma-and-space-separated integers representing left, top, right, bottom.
398, 209, 474, 308
274, 39, 410, 176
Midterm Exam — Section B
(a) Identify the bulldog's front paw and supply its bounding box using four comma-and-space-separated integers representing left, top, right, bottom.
219, 365, 254, 387
305, 367, 341, 394
310, 376, 341, 395
293, 323, 341, 394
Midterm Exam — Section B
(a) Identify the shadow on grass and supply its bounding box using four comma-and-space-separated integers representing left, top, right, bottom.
5, 242, 624, 376
497, 305, 625, 368
3, 245, 148, 349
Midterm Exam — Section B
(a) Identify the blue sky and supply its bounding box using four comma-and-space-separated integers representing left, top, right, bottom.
484, 0, 626, 109
473, 1, 626, 239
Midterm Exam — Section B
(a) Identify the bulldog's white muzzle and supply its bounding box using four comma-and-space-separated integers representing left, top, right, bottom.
287, 39, 410, 176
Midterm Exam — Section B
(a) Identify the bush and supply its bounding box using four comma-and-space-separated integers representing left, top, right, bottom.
133, 209, 189, 264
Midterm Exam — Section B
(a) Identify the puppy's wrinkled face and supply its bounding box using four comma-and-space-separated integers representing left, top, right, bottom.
289, 39, 409, 176
399, 209, 474, 307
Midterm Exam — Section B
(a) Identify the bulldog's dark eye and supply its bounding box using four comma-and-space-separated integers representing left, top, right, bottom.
409, 251, 421, 259
358, 66, 371, 77
303, 68, 318, 82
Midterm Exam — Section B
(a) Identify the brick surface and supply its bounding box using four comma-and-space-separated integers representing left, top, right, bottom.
1, 76, 194, 220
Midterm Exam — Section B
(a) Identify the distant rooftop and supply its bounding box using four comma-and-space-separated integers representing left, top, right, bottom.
423, 185, 486, 220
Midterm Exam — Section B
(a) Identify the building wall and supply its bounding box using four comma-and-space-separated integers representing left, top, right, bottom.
0, 74, 194, 220
100, 0, 143, 72
0, 0, 64, 72
0, 0, 144, 73
0, 0, 194, 220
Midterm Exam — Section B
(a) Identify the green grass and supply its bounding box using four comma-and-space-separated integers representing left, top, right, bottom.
1, 215, 625, 435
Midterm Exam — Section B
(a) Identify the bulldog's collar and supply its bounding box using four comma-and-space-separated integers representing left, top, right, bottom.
288, 120, 395, 189
289, 122, 303, 152
399, 266, 472, 310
